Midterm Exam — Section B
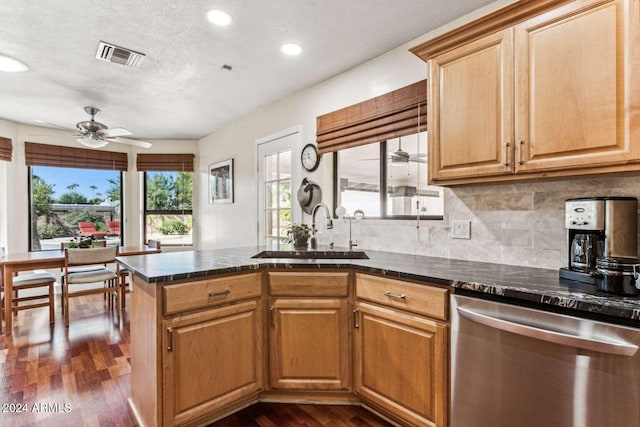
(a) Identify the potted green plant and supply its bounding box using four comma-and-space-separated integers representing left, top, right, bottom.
68, 236, 96, 248
287, 223, 311, 249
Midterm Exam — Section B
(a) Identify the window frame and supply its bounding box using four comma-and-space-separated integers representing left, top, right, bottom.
27, 167, 124, 251
142, 171, 194, 246
332, 141, 444, 220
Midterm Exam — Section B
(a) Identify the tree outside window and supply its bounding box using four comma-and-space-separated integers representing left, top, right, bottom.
144, 171, 193, 245
29, 167, 123, 251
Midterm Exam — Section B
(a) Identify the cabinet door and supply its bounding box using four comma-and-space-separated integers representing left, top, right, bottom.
354, 302, 447, 427
429, 28, 514, 182
269, 299, 350, 390
162, 300, 263, 427
515, 0, 640, 172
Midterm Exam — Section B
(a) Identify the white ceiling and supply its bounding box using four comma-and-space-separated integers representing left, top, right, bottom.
0, 0, 494, 140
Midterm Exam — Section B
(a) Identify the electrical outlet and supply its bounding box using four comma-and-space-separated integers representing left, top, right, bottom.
451, 220, 471, 239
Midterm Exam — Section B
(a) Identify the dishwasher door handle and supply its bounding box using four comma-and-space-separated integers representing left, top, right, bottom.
457, 306, 639, 357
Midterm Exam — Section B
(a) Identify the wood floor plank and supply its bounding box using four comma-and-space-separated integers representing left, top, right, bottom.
2, 293, 395, 427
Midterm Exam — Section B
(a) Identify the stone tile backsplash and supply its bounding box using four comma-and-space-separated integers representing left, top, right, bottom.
321, 175, 640, 270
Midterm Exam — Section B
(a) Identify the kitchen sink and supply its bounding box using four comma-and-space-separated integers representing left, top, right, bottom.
251, 249, 369, 260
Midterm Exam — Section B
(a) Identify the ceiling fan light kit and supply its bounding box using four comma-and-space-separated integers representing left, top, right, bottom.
77, 136, 108, 148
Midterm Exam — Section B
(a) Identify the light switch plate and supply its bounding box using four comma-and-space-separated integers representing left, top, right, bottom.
451, 220, 471, 239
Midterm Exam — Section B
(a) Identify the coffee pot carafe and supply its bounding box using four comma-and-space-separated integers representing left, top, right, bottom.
570, 233, 602, 272
560, 197, 637, 289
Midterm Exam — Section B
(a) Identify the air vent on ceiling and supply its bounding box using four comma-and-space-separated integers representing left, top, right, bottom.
96, 41, 145, 68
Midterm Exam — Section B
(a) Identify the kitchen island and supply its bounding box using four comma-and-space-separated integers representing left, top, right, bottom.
117, 246, 640, 427
118, 246, 640, 323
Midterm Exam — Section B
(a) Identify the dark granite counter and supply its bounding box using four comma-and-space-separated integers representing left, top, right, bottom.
116, 245, 640, 325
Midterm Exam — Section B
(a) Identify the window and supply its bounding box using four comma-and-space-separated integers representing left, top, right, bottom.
257, 130, 298, 248
144, 171, 193, 245
29, 166, 123, 251
334, 132, 443, 219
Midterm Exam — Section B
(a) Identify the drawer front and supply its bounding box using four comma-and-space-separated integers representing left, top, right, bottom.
355, 273, 448, 320
164, 273, 262, 315
268, 272, 350, 297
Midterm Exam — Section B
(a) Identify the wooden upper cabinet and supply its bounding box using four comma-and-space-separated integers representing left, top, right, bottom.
413, 0, 640, 185
515, 0, 640, 172
429, 28, 514, 181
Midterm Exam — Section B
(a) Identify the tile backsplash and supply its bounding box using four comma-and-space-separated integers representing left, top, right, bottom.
321, 175, 640, 271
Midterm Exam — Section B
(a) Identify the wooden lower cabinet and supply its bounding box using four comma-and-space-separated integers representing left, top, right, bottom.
354, 302, 448, 427
162, 300, 263, 426
130, 270, 449, 426
269, 298, 350, 391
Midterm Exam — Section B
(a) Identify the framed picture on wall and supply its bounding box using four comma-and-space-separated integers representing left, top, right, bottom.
209, 159, 234, 204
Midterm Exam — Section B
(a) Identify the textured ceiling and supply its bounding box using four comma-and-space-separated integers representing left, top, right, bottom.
0, 0, 495, 140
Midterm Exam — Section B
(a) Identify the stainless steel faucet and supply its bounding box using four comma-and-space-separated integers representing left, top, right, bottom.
310, 203, 333, 249
347, 216, 357, 249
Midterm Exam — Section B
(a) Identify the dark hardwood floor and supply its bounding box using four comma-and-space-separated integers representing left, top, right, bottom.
1, 291, 394, 427
209, 402, 394, 427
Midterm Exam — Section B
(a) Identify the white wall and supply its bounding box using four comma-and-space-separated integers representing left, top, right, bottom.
0, 119, 197, 253
197, 0, 513, 250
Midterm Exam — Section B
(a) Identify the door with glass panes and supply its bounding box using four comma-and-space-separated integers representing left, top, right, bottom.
257, 131, 299, 247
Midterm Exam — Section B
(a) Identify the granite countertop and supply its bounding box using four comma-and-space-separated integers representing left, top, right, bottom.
116, 245, 640, 325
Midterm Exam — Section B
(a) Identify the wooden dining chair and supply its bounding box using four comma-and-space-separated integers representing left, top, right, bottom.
63, 246, 121, 326
4, 272, 57, 325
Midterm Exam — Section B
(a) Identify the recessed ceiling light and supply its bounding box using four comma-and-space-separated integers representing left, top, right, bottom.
0, 54, 28, 72
206, 9, 232, 26
280, 43, 302, 56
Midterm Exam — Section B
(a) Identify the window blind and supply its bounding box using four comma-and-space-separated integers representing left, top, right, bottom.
136, 153, 195, 172
0, 137, 12, 161
316, 80, 427, 154
25, 142, 128, 171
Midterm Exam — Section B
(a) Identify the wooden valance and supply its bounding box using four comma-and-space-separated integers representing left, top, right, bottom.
25, 142, 128, 171
136, 153, 195, 172
0, 137, 12, 161
316, 80, 427, 154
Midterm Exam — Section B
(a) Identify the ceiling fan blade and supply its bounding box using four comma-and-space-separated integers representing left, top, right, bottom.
111, 137, 153, 148
410, 158, 427, 164
103, 127, 132, 137
33, 119, 76, 132
409, 153, 427, 161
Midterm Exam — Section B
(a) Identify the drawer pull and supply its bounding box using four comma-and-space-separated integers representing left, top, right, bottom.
208, 290, 231, 298
384, 291, 406, 300
270, 306, 276, 326
353, 308, 360, 329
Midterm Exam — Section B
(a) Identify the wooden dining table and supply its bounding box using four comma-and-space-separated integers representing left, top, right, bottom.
0, 245, 161, 335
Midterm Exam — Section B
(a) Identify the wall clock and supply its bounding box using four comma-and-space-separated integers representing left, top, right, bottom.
301, 143, 320, 172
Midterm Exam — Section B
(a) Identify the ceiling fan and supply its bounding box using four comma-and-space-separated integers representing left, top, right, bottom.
360, 137, 427, 165
35, 106, 152, 149
389, 138, 426, 165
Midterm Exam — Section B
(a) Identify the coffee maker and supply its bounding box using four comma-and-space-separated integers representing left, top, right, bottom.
560, 197, 638, 285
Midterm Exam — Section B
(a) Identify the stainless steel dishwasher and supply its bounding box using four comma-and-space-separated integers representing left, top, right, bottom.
451, 294, 640, 427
